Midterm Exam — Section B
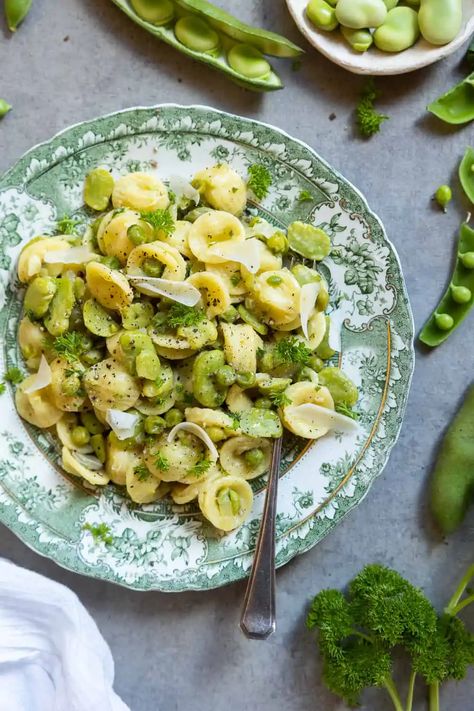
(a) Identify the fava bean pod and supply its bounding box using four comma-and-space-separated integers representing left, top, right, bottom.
111, 0, 303, 91
419, 220, 474, 347
5, 0, 32, 32
428, 72, 474, 125
459, 147, 474, 205
0, 100, 12, 118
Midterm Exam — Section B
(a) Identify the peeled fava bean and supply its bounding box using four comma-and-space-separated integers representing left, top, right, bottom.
130, 0, 175, 24
84, 168, 114, 212
335, 0, 387, 29
374, 7, 420, 52
228, 45, 271, 79
305, 0, 339, 32
175, 15, 220, 53
340, 26, 373, 52
418, 0, 463, 46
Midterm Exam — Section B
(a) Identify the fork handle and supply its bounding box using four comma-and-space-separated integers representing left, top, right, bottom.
240, 437, 282, 640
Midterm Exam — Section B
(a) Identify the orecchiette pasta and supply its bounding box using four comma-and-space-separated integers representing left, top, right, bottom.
13, 163, 358, 533
112, 172, 169, 212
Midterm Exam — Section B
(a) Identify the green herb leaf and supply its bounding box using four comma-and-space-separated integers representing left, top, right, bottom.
269, 390, 291, 407
0, 383, 6, 396
141, 208, 175, 236
82, 522, 113, 545
57, 215, 82, 235
53, 332, 88, 362
356, 79, 389, 138
4, 367, 24, 385
165, 303, 206, 329
335, 403, 359, 420
134, 464, 151, 481
274, 337, 312, 366
189, 458, 211, 477
154, 453, 170, 471
247, 164, 272, 200
298, 190, 313, 203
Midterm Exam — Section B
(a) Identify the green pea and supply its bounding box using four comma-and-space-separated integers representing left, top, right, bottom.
431, 384, 474, 534
335, 0, 387, 29
71, 426, 90, 447
130, 0, 174, 25
236, 371, 256, 388
84, 168, 114, 212
267, 274, 283, 286
5, 0, 32, 31
306, 0, 339, 31
287, 222, 331, 261
44, 277, 75, 337
254, 397, 273, 410
435, 313, 454, 331
266, 231, 289, 255
244, 448, 265, 468
0, 99, 12, 118
461, 252, 474, 269
373, 7, 419, 52
435, 184, 452, 211
121, 302, 154, 330
318, 367, 358, 406
175, 16, 220, 53
451, 285, 472, 304
228, 44, 271, 79
142, 258, 164, 278
164, 408, 184, 427
459, 147, 474, 206
340, 26, 374, 52
237, 304, 268, 335
127, 221, 155, 246
239, 408, 283, 438
83, 298, 120, 338
215, 365, 237, 388
90, 434, 106, 463
144, 415, 166, 435
418, 0, 463, 46
220, 306, 240, 323
24, 276, 57, 319
80, 411, 105, 435
82, 348, 104, 366
184, 207, 215, 223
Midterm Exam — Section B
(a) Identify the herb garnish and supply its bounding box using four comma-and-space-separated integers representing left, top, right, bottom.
134, 464, 151, 481
165, 303, 206, 329
335, 403, 359, 420
53, 332, 87, 362
56, 215, 82, 235
356, 79, 389, 138
247, 164, 272, 200
154, 453, 170, 471
82, 522, 113, 545
274, 337, 312, 365
298, 190, 313, 202
189, 458, 211, 477
269, 391, 291, 407
4, 367, 24, 385
141, 208, 175, 236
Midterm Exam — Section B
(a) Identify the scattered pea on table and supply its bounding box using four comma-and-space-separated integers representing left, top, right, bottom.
419, 220, 474, 347
434, 184, 453, 212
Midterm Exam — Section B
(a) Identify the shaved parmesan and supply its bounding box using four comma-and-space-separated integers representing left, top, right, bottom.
289, 403, 359, 434
167, 422, 219, 461
44, 246, 98, 265
168, 175, 200, 206
208, 238, 261, 274
300, 283, 320, 340
74, 452, 104, 471
126, 275, 201, 306
23, 355, 51, 394
105, 409, 140, 440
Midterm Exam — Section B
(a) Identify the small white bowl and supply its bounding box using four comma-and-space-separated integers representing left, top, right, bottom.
286, 0, 474, 75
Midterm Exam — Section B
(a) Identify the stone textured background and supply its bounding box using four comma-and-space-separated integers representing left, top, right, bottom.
1, 1, 473, 709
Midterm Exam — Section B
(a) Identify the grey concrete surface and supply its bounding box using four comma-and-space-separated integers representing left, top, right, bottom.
1, 2, 474, 710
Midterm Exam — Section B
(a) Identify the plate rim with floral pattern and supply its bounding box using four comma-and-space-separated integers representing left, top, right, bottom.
0, 105, 415, 592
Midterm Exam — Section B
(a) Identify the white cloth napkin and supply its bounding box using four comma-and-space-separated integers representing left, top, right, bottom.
0, 558, 129, 711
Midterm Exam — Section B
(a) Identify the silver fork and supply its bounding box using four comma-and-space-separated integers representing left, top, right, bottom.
240, 436, 283, 640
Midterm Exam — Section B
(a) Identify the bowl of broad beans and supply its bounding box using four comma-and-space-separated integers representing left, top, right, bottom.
286, 0, 474, 75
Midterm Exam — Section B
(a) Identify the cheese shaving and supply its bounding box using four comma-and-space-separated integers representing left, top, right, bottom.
167, 422, 219, 461
105, 409, 140, 440
208, 238, 261, 273
43, 246, 98, 265
168, 175, 200, 206
126, 275, 201, 306
23, 355, 52, 394
289, 403, 359, 433
300, 283, 320, 340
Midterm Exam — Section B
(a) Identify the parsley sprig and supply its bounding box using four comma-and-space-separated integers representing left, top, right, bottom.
274, 337, 312, 366
0, 367, 25, 395
298, 190, 313, 203
247, 164, 272, 200
269, 390, 291, 407
56, 214, 82, 235
335, 403, 359, 420
141, 208, 175, 236
82, 522, 113, 545
356, 79, 389, 138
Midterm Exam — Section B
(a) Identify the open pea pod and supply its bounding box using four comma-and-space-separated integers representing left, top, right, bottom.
427, 72, 474, 125
111, 0, 297, 91
459, 146, 474, 205
175, 0, 303, 57
419, 221, 474, 347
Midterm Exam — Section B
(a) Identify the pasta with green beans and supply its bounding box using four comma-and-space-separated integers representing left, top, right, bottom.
14, 163, 358, 532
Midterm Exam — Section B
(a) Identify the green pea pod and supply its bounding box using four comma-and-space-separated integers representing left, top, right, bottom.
110, 0, 302, 91
174, 0, 303, 57
431, 384, 474, 535
5, 0, 32, 31
459, 146, 474, 205
418, 0, 463, 46
419, 221, 474, 347
427, 72, 474, 125
0, 100, 12, 118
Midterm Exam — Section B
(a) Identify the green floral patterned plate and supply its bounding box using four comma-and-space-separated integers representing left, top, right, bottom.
0, 106, 414, 591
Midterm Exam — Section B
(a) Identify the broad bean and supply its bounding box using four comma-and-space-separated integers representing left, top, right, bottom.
340, 27, 373, 52
120, 331, 161, 380
373, 7, 420, 52
418, 0, 462, 46
287, 222, 331, 261
237, 304, 268, 335
239, 408, 282, 438
175, 16, 220, 53
193, 350, 228, 407
84, 168, 114, 212
23, 276, 57, 319
318, 367, 358, 406
121, 302, 154, 330
335, 0, 387, 29
130, 0, 174, 24
0, 100, 12, 118
44, 277, 75, 337
305, 0, 339, 32
80, 411, 105, 435
83, 299, 120, 338
90, 433, 106, 463
228, 45, 271, 79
